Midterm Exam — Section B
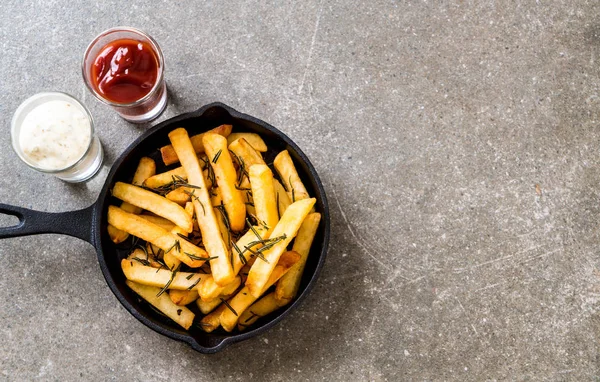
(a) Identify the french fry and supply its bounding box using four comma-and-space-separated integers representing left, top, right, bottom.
196, 295, 226, 315
108, 206, 208, 268
164, 202, 195, 270
142, 166, 187, 189
112, 182, 193, 233
273, 179, 291, 218
220, 251, 300, 332
168, 128, 234, 286
227, 133, 268, 152
273, 150, 309, 200
170, 289, 199, 306
126, 280, 195, 330
139, 214, 176, 231
249, 164, 278, 231
275, 212, 321, 301
220, 275, 242, 295
203, 133, 246, 231
237, 292, 289, 331
166, 187, 191, 205
197, 226, 268, 302
245, 198, 316, 297
161, 124, 232, 165
121, 259, 207, 290
195, 276, 241, 314
108, 157, 156, 243
199, 303, 227, 333
131, 157, 157, 186
228, 138, 266, 168
143, 167, 212, 190
107, 225, 130, 245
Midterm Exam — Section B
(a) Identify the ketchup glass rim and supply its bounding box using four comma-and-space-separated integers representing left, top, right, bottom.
81, 26, 165, 108
10, 91, 96, 174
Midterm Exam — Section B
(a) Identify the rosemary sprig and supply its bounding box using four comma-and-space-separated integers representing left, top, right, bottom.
193, 321, 212, 329
241, 234, 287, 263
244, 311, 259, 323
214, 203, 231, 248
143, 175, 201, 196
130, 244, 149, 261
248, 212, 269, 230
230, 150, 248, 187
198, 156, 216, 185
212, 149, 222, 164
243, 245, 269, 263
186, 274, 194, 280
157, 265, 180, 297
132, 257, 151, 266
165, 239, 181, 255
232, 240, 247, 265
220, 298, 238, 316
177, 233, 192, 243
172, 174, 202, 189
184, 189, 206, 215
245, 234, 287, 248
155, 258, 169, 270
187, 277, 201, 290
246, 219, 263, 240
229, 149, 241, 166
148, 243, 157, 258
184, 252, 218, 261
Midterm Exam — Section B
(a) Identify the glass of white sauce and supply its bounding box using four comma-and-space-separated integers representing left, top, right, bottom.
11, 92, 103, 182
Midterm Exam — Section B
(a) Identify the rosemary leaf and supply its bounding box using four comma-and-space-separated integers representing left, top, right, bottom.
212, 149, 222, 164
220, 298, 238, 316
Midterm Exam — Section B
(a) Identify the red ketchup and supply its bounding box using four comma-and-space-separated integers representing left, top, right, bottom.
91, 39, 159, 104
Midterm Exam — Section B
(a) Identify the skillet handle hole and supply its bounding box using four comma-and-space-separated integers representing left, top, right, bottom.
0, 213, 21, 229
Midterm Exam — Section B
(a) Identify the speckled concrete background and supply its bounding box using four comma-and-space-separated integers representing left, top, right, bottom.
1, 0, 600, 380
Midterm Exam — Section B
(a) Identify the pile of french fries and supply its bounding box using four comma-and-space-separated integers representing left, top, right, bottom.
107, 125, 321, 332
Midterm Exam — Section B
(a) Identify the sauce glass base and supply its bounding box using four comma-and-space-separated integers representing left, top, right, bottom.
54, 136, 104, 182
82, 27, 167, 124
112, 81, 168, 123
11, 92, 104, 183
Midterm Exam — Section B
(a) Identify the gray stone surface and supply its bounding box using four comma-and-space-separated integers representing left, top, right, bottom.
1, 0, 600, 380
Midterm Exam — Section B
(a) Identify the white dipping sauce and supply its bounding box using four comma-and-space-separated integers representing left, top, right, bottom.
19, 100, 91, 170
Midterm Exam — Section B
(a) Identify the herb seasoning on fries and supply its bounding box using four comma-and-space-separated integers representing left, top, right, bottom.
106, 126, 319, 331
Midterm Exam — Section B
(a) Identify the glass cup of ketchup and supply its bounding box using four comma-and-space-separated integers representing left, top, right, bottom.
82, 27, 167, 123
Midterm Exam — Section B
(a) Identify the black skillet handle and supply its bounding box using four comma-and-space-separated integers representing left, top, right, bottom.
0, 203, 96, 245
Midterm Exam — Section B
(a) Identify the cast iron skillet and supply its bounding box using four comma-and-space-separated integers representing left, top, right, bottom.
0, 102, 330, 353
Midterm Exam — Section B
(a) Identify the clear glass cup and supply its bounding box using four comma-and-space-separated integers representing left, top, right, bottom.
11, 92, 104, 183
82, 27, 167, 123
